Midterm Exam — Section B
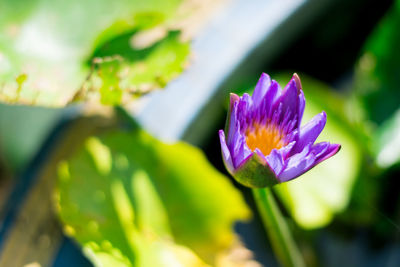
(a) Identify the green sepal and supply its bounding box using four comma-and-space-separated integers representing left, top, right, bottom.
233, 153, 279, 188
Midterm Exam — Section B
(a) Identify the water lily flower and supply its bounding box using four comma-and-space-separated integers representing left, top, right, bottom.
219, 73, 340, 188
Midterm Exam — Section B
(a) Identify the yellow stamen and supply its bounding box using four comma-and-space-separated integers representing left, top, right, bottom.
245, 122, 285, 156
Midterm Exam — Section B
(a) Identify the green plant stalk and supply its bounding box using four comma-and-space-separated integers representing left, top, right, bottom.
252, 187, 305, 267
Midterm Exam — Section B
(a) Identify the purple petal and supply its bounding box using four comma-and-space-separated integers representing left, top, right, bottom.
311, 142, 329, 157
229, 93, 239, 115
236, 93, 253, 128
252, 73, 271, 106
285, 128, 299, 144
278, 142, 341, 182
313, 142, 341, 165
266, 149, 285, 177
271, 78, 299, 124
293, 73, 302, 92
240, 93, 253, 107
219, 130, 235, 174
292, 111, 327, 154
280, 80, 298, 107
224, 93, 240, 134
264, 80, 281, 119
298, 90, 305, 127
233, 137, 253, 168
279, 108, 297, 136
229, 119, 252, 168
278, 143, 315, 182
295, 74, 305, 127
243, 92, 253, 114
277, 141, 296, 159
227, 101, 239, 145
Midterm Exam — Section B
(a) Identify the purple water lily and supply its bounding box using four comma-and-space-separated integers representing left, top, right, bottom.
219, 73, 340, 188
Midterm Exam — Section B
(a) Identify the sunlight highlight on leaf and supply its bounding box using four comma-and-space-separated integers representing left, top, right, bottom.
0, 0, 190, 107
56, 121, 250, 266
86, 137, 112, 175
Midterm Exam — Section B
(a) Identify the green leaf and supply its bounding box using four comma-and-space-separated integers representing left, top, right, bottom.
272, 75, 363, 229
0, 0, 188, 107
56, 120, 250, 266
374, 108, 400, 168
78, 30, 190, 105
353, 1, 400, 168
353, 1, 400, 124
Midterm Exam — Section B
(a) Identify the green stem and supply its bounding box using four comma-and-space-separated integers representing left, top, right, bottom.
252, 187, 305, 267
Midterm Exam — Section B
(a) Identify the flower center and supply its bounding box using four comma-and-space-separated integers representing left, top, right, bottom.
245, 122, 286, 156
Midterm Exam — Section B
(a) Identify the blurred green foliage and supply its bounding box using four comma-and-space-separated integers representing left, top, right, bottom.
354, 0, 400, 168
84, 30, 189, 105
354, 0, 400, 125
0, 0, 189, 106
374, 109, 400, 168
0, 0, 191, 171
56, 118, 250, 266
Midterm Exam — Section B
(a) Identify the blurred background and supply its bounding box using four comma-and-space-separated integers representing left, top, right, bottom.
0, 0, 399, 266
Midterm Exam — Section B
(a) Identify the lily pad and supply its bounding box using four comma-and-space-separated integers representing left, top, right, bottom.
0, 0, 188, 107
77, 30, 190, 105
56, 117, 250, 266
